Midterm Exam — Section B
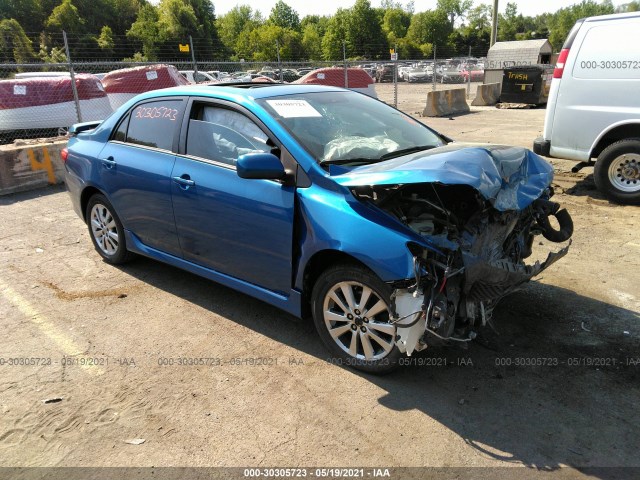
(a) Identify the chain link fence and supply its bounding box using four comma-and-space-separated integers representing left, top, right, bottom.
1, 31, 489, 144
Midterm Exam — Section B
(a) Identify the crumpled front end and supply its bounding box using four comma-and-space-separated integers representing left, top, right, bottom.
346, 147, 573, 355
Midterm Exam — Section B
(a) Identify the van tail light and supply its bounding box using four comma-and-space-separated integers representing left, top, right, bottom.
554, 48, 570, 79
61, 148, 68, 162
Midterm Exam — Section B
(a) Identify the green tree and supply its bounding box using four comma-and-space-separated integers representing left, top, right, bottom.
616, 1, 640, 11
466, 3, 491, 30
548, 0, 614, 50
346, 0, 386, 59
157, 0, 199, 39
300, 15, 330, 37
107, 0, 144, 36
498, 2, 519, 41
0, 18, 37, 63
301, 23, 322, 60
216, 5, 262, 55
268, 1, 300, 31
127, 3, 159, 58
97, 25, 114, 56
382, 7, 411, 43
46, 0, 85, 35
236, 23, 302, 61
407, 9, 451, 48
395, 36, 422, 59
187, 0, 221, 53
38, 30, 67, 62
436, 0, 472, 28
0, 0, 45, 35
322, 8, 348, 60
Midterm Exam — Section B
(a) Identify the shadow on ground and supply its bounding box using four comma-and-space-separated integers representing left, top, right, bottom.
116, 256, 639, 479
0, 183, 66, 206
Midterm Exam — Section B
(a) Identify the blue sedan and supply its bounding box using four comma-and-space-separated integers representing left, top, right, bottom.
63, 84, 573, 373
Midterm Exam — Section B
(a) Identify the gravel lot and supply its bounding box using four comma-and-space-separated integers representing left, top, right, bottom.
0, 87, 638, 479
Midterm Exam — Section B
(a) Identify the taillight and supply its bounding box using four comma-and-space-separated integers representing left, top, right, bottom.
553, 48, 570, 79
61, 148, 68, 162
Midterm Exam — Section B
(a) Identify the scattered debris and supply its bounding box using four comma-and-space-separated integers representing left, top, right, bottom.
124, 438, 145, 445
623, 331, 630, 336
581, 322, 592, 333
35, 248, 44, 253
458, 398, 466, 405
43, 397, 63, 404
496, 102, 536, 109
118, 294, 127, 299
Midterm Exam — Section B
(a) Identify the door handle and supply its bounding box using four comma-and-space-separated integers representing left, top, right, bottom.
172, 175, 195, 187
101, 156, 116, 168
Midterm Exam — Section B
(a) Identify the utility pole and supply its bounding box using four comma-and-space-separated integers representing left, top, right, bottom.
491, 0, 499, 46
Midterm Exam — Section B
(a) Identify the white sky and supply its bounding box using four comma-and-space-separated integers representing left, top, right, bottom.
211, 0, 625, 18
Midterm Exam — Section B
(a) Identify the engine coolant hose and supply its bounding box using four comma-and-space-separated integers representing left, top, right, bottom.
534, 199, 574, 243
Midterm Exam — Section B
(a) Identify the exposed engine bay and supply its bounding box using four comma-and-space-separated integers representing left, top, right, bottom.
351, 182, 573, 355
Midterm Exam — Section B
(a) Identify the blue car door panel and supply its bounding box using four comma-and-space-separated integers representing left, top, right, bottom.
171, 102, 295, 295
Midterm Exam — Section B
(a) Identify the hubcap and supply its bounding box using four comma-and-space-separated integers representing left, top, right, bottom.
323, 281, 395, 361
90, 203, 119, 256
608, 154, 640, 193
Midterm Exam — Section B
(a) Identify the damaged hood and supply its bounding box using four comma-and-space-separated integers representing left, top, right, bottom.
331, 144, 554, 211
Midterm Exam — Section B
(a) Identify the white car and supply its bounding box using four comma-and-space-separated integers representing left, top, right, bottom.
534, 12, 640, 204
179, 70, 217, 84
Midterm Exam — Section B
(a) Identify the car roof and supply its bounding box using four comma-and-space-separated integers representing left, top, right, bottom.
137, 83, 347, 102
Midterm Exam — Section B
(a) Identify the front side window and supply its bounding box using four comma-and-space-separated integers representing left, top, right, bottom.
123, 100, 183, 151
185, 104, 271, 165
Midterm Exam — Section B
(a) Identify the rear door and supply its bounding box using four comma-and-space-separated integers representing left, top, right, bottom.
170, 99, 295, 295
96, 98, 185, 256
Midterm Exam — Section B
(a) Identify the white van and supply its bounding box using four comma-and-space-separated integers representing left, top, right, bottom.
533, 12, 640, 204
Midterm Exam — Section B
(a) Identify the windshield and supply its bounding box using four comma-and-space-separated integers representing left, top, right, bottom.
257, 91, 445, 165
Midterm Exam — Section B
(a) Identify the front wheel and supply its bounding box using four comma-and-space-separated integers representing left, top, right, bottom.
311, 264, 401, 374
594, 139, 640, 205
86, 194, 134, 264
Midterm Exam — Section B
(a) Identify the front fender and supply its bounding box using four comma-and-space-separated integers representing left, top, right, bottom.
293, 184, 421, 290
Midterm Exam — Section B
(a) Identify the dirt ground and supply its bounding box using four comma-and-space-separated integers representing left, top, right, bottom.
0, 85, 638, 479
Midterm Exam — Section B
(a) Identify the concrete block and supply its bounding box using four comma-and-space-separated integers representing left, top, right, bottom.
0, 141, 66, 195
422, 88, 470, 117
471, 83, 501, 106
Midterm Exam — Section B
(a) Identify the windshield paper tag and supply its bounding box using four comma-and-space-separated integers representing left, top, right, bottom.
266, 99, 322, 118
146, 70, 158, 81
13, 85, 26, 95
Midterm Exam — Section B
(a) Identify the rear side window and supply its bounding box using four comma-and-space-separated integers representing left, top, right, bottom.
123, 100, 183, 151
573, 20, 640, 79
563, 20, 584, 49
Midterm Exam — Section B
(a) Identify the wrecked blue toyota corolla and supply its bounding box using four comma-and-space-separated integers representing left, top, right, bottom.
64, 84, 572, 373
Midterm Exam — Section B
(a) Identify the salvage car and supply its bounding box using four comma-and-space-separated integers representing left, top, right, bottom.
63, 84, 573, 373
402, 67, 432, 83
375, 64, 395, 83
438, 67, 465, 84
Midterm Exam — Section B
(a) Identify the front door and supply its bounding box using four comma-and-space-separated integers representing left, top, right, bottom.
171, 102, 295, 295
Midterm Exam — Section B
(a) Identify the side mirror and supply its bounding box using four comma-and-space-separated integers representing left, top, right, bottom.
237, 152, 286, 180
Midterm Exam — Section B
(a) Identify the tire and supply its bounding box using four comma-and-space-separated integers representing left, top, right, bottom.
311, 264, 401, 374
594, 139, 640, 205
85, 194, 134, 264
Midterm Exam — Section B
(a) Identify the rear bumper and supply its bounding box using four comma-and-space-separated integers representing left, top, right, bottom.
533, 136, 551, 157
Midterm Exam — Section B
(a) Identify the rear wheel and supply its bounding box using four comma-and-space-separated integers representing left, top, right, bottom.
86, 194, 133, 264
311, 264, 400, 374
594, 139, 640, 205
